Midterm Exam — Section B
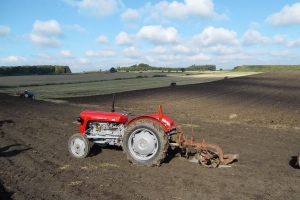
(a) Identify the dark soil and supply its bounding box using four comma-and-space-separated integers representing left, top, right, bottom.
1, 72, 299, 199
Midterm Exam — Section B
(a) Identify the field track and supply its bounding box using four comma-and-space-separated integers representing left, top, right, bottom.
0, 71, 299, 199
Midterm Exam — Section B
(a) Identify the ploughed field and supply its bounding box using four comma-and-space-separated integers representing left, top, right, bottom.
0, 72, 299, 199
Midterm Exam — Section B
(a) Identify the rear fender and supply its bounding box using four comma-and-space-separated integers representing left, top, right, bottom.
127, 115, 176, 133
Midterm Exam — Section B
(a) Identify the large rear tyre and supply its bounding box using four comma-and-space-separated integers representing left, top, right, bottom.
68, 133, 90, 158
123, 120, 168, 166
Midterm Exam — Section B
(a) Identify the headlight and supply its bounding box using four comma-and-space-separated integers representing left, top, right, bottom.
77, 117, 83, 123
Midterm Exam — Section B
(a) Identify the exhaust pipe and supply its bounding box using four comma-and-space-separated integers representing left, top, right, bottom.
111, 94, 115, 112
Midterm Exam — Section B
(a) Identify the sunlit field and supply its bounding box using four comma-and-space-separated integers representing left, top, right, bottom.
0, 71, 259, 100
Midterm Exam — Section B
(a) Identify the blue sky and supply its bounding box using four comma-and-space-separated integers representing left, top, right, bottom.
0, 0, 300, 72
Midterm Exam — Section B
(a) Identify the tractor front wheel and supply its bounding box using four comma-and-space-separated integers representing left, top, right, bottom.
68, 133, 90, 158
123, 120, 168, 166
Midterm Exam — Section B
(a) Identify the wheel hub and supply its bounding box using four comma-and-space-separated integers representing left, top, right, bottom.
132, 130, 157, 156
71, 138, 85, 156
138, 139, 148, 149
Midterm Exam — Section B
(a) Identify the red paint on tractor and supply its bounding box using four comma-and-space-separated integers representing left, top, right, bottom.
79, 110, 128, 133
127, 114, 176, 133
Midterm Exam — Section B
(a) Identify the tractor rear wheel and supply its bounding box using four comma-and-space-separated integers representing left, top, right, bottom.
123, 120, 168, 166
68, 133, 90, 158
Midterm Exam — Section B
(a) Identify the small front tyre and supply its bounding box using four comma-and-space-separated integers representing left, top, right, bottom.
123, 120, 168, 166
68, 133, 90, 158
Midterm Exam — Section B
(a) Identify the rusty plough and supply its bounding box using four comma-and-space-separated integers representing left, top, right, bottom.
169, 127, 239, 168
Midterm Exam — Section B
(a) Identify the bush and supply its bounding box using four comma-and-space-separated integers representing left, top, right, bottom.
109, 67, 117, 73
153, 75, 166, 77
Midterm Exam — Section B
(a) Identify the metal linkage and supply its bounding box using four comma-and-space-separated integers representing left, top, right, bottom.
171, 127, 239, 168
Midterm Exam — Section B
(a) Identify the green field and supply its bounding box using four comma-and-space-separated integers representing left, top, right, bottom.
0, 71, 259, 100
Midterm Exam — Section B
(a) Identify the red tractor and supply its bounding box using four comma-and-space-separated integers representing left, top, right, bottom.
17, 90, 35, 98
68, 95, 238, 167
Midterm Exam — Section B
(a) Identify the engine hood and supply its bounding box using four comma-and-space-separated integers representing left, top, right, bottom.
80, 110, 128, 123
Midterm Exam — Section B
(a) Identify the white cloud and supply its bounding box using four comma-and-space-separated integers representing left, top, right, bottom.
149, 46, 167, 54
28, 20, 62, 48
28, 33, 61, 47
192, 26, 238, 46
95, 35, 109, 44
65, 24, 87, 33
268, 51, 293, 57
272, 35, 287, 45
60, 50, 74, 57
122, 46, 140, 58
0, 25, 11, 36
158, 54, 181, 61
85, 50, 96, 57
33, 20, 62, 36
0, 55, 27, 63
241, 30, 300, 47
216, 53, 252, 61
155, 1, 183, 18
187, 53, 210, 61
63, 0, 124, 18
137, 25, 180, 44
144, 55, 155, 63
158, 0, 211, 18
274, 36, 300, 47
205, 45, 242, 55
115, 32, 133, 45
147, 0, 227, 20
85, 49, 116, 57
286, 38, 300, 47
76, 57, 89, 64
241, 29, 272, 45
121, 8, 141, 21
143, 10, 169, 24
265, 3, 300, 26
171, 45, 191, 54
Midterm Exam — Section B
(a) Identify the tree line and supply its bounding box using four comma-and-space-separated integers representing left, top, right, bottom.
186, 64, 216, 71
0, 65, 72, 76
234, 65, 300, 72
116, 63, 216, 72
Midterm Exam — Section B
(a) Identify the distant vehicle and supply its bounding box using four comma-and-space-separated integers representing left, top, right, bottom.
170, 82, 177, 86
17, 90, 35, 98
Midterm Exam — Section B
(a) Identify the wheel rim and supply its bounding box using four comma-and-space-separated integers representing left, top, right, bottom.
70, 137, 86, 157
199, 147, 220, 168
128, 128, 158, 161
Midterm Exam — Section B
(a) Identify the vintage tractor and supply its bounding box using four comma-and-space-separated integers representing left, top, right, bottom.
68, 95, 238, 167
17, 90, 35, 98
